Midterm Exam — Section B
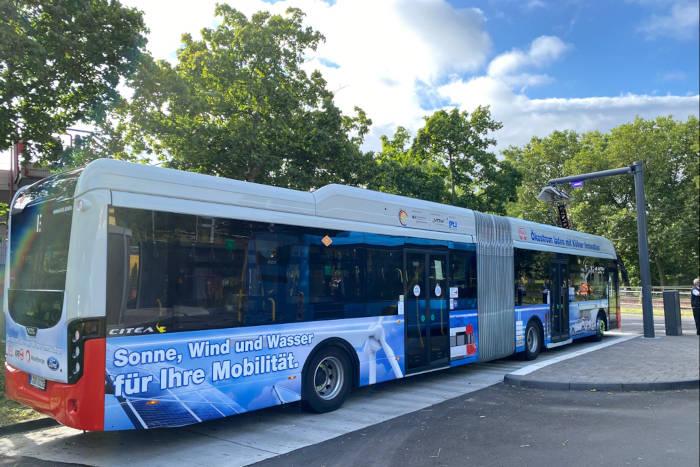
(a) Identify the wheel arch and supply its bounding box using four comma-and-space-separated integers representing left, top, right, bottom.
303, 337, 360, 389
526, 315, 544, 340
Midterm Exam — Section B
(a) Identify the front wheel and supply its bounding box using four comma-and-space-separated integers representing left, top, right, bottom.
523, 320, 542, 360
594, 312, 606, 341
302, 346, 352, 413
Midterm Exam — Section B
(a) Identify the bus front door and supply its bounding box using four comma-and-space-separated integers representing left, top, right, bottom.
405, 251, 450, 374
549, 260, 570, 343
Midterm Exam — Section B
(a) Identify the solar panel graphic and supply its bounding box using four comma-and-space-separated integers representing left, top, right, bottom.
104, 316, 406, 430
106, 363, 244, 429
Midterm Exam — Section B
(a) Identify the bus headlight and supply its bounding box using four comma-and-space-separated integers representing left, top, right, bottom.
67, 318, 104, 383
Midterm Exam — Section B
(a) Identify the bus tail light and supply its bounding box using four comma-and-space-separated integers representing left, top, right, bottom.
67, 319, 105, 383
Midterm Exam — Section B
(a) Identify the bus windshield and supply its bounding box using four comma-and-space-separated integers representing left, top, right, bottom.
7, 170, 80, 328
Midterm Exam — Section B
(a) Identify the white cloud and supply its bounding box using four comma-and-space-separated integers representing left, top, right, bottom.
487, 35, 568, 91
122, 0, 220, 61
290, 0, 492, 134
113, 1, 700, 155
526, 0, 547, 9
122, 0, 491, 146
660, 70, 688, 81
437, 36, 700, 149
635, 0, 699, 40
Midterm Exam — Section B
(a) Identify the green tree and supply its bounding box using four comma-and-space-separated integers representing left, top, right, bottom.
119, 5, 369, 190
567, 117, 700, 286
412, 106, 505, 211
0, 0, 147, 159
504, 130, 582, 224
480, 157, 521, 215
49, 130, 121, 171
507, 117, 700, 286
368, 126, 447, 202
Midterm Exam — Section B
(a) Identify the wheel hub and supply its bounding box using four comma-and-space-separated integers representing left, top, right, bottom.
527, 326, 538, 352
313, 356, 344, 400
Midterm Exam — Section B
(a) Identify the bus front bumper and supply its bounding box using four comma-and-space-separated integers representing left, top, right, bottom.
4, 338, 106, 431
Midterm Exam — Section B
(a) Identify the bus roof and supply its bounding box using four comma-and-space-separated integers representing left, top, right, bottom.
74, 159, 617, 259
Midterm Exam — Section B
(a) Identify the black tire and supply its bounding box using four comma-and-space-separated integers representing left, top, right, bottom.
302, 346, 352, 413
593, 311, 606, 341
523, 320, 543, 361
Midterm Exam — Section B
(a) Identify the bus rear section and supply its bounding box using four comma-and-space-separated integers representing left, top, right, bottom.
3, 171, 106, 431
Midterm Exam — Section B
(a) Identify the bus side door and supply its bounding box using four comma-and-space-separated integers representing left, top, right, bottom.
549, 260, 570, 343
404, 250, 450, 373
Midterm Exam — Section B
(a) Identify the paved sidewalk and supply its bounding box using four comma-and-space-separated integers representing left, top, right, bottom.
505, 333, 700, 391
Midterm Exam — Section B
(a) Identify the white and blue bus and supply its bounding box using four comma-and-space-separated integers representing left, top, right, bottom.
4, 159, 620, 431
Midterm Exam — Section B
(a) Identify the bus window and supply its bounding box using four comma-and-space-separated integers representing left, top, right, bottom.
449, 249, 477, 309
568, 255, 608, 301
106, 207, 445, 333
365, 247, 404, 315
309, 236, 365, 320
513, 249, 552, 306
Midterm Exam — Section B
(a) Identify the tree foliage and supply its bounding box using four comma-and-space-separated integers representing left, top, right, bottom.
0, 0, 147, 158
367, 126, 447, 203
506, 116, 700, 286
413, 107, 504, 209
370, 107, 516, 215
117, 5, 370, 190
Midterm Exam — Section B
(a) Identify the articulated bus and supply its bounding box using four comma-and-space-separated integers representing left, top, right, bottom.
4, 159, 620, 431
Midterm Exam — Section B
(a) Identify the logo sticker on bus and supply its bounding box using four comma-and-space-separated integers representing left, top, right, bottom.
47, 357, 59, 371
399, 210, 408, 226
518, 227, 527, 241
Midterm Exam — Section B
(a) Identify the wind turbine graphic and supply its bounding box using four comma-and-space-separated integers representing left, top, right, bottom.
362, 317, 403, 385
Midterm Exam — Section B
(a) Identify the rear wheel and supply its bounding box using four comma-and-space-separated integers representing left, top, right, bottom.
594, 312, 606, 341
302, 346, 352, 413
523, 320, 542, 360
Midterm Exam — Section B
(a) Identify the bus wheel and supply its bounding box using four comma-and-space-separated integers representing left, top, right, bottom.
524, 320, 542, 361
594, 312, 606, 341
303, 346, 351, 413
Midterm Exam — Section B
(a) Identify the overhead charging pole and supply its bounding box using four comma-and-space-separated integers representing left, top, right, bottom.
544, 161, 655, 338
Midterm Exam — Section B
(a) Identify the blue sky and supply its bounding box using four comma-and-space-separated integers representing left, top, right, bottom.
473, 0, 699, 99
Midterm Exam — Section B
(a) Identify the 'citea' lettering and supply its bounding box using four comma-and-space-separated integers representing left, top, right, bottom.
109, 327, 154, 335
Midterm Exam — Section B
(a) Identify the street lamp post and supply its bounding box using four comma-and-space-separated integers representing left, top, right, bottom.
544, 161, 655, 338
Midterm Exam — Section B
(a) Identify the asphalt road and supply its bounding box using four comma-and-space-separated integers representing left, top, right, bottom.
0, 336, 635, 467
1, 313, 694, 467
255, 384, 700, 467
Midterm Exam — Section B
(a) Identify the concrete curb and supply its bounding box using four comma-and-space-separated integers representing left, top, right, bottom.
504, 374, 700, 392
0, 418, 58, 437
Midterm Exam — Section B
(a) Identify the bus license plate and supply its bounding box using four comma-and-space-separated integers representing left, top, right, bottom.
29, 374, 46, 391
